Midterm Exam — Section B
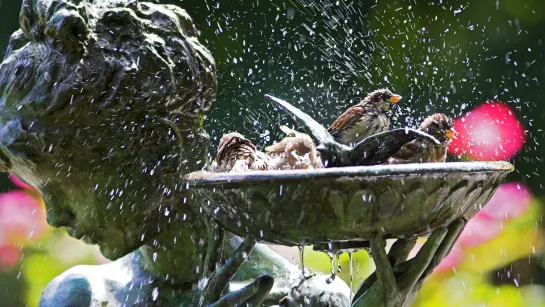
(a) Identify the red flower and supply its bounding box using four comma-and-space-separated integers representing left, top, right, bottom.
448, 102, 526, 160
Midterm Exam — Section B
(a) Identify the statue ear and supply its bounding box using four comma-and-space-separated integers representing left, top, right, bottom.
44, 7, 88, 54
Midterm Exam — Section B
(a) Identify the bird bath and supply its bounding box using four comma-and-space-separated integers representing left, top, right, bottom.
184, 161, 512, 306
181, 92, 514, 306
184, 161, 512, 248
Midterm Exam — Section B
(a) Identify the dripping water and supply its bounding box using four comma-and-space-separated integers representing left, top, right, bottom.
326, 252, 336, 283
336, 253, 342, 273
354, 255, 364, 283
349, 251, 354, 302
298, 246, 305, 278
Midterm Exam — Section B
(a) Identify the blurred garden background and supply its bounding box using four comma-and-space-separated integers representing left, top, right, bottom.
2, 0, 545, 306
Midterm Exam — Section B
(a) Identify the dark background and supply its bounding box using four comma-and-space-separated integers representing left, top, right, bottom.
1, 0, 545, 305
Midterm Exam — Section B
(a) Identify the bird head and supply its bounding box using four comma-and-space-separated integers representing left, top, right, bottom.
216, 132, 256, 164
419, 113, 456, 143
363, 88, 402, 112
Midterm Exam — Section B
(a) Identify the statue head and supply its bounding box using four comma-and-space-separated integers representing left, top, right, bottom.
0, 0, 216, 260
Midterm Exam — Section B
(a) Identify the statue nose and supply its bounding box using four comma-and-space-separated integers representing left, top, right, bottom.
47, 207, 76, 228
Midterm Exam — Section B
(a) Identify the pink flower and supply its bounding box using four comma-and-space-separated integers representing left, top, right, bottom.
0, 176, 50, 270
478, 182, 531, 221
0, 246, 20, 270
434, 182, 531, 272
448, 102, 526, 160
0, 190, 48, 246
10, 175, 34, 190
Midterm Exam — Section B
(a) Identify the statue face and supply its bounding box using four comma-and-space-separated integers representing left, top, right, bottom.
0, 0, 216, 260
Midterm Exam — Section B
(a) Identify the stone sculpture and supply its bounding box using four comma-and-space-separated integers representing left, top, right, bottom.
0, 0, 350, 306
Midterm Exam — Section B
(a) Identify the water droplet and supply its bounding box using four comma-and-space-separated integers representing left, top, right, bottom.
326, 252, 336, 283
298, 246, 305, 278
152, 287, 159, 301
349, 252, 354, 301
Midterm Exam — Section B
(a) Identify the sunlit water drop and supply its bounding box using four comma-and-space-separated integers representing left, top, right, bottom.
152, 287, 159, 301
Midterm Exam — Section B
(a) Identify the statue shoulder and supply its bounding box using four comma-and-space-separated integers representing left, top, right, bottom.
38, 254, 139, 307
38, 269, 94, 307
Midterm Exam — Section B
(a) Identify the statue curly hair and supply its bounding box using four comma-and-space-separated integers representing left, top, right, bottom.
0, 0, 216, 260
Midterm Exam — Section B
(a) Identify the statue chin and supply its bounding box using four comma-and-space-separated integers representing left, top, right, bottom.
98, 242, 135, 261
65, 226, 140, 261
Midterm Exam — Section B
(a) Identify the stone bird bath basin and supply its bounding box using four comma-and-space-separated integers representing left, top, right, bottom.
183, 161, 513, 247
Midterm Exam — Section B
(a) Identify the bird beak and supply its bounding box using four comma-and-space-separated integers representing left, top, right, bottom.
389, 94, 402, 103
445, 129, 457, 140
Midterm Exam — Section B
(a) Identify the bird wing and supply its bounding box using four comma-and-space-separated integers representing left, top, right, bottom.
390, 140, 423, 161
348, 128, 439, 165
264, 94, 332, 144
327, 105, 366, 137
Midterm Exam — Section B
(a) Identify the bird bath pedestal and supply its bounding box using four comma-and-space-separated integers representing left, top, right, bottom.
184, 161, 513, 306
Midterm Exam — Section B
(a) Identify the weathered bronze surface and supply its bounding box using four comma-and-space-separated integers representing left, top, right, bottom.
184, 161, 513, 246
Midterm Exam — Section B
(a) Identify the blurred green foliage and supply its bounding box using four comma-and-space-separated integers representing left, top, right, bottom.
1, 229, 107, 307
21, 230, 106, 307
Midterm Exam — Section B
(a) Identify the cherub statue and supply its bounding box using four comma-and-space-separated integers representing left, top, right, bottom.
0, 0, 350, 306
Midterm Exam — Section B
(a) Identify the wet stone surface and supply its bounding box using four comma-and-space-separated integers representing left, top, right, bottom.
185, 162, 512, 246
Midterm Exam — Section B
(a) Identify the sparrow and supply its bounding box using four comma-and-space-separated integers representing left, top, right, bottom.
387, 113, 455, 164
215, 132, 257, 173
327, 89, 402, 146
265, 126, 323, 170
